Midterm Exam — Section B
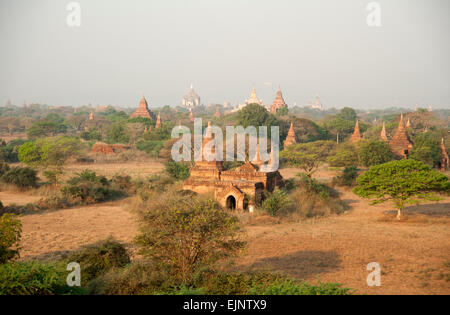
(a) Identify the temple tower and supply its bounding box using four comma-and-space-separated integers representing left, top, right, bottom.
380, 122, 388, 141
155, 113, 161, 129
349, 120, 362, 143
283, 122, 297, 147
270, 85, 288, 114
245, 87, 263, 105
130, 94, 154, 119
214, 107, 221, 118
89, 112, 94, 120
389, 114, 413, 159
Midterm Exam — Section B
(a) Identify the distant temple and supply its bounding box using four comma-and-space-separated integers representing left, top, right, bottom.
189, 108, 195, 122
214, 107, 221, 118
380, 122, 388, 141
349, 120, 362, 143
183, 122, 283, 211
245, 87, 263, 106
440, 138, 449, 170
155, 113, 161, 128
270, 85, 288, 114
283, 123, 297, 147
89, 112, 94, 120
389, 114, 413, 159
308, 95, 323, 110
130, 94, 155, 120
182, 84, 201, 107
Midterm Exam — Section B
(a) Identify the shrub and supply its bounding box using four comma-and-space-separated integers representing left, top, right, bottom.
61, 170, 122, 203
134, 193, 246, 284
261, 188, 291, 216
65, 238, 130, 285
136, 140, 165, 157
0, 261, 84, 295
0, 161, 10, 177
0, 213, 22, 263
248, 279, 351, 295
135, 175, 177, 201
332, 166, 359, 187
1, 166, 38, 188
165, 161, 190, 180
358, 140, 394, 167
287, 175, 347, 219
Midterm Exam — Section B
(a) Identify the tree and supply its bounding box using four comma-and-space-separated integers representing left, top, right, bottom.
0, 213, 22, 263
327, 144, 359, 167
354, 159, 449, 219
27, 120, 67, 139
18, 137, 82, 185
237, 103, 279, 133
409, 132, 441, 167
107, 123, 130, 144
337, 107, 357, 122
358, 140, 394, 167
134, 194, 245, 284
281, 141, 336, 178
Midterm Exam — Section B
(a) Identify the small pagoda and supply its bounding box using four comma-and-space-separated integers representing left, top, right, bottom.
389, 114, 413, 159
214, 107, 221, 118
283, 123, 297, 147
155, 113, 161, 129
349, 120, 362, 143
380, 122, 388, 141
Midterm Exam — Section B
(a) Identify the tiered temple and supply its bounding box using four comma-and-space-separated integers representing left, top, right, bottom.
270, 85, 288, 114
283, 123, 297, 147
183, 122, 283, 211
245, 88, 263, 105
349, 120, 362, 143
389, 114, 413, 158
182, 84, 201, 107
130, 94, 155, 119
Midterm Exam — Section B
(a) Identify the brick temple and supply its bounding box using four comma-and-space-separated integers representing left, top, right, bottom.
283, 122, 297, 147
389, 114, 413, 158
349, 120, 362, 143
270, 85, 288, 114
130, 94, 155, 120
183, 122, 284, 211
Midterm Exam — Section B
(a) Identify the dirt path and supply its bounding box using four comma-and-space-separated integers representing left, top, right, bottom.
0, 191, 41, 206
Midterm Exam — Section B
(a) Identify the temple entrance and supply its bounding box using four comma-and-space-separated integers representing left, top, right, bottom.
226, 195, 236, 210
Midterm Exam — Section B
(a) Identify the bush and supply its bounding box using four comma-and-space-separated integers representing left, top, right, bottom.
327, 145, 358, 167
136, 140, 165, 157
248, 279, 351, 295
61, 170, 123, 203
358, 140, 394, 167
332, 166, 359, 187
0, 161, 10, 177
0, 261, 84, 295
1, 166, 38, 188
65, 238, 130, 285
134, 193, 245, 284
287, 175, 347, 219
261, 188, 291, 216
0, 213, 22, 263
165, 161, 190, 180
135, 175, 177, 201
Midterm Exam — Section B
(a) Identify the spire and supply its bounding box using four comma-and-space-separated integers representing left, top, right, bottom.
440, 138, 449, 170
89, 112, 94, 120
406, 118, 411, 128
349, 120, 362, 143
189, 108, 194, 122
389, 114, 413, 158
283, 122, 297, 147
380, 122, 388, 141
270, 85, 287, 114
251, 141, 264, 168
155, 113, 161, 128
214, 106, 221, 118
130, 94, 154, 119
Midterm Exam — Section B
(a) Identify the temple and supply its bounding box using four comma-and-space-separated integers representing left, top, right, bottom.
130, 94, 155, 120
439, 138, 449, 170
155, 113, 161, 128
283, 122, 297, 147
183, 122, 284, 211
270, 85, 288, 114
189, 108, 195, 122
89, 112, 94, 120
245, 87, 263, 105
389, 114, 413, 159
380, 122, 388, 141
349, 120, 362, 143
182, 84, 201, 107
214, 107, 221, 118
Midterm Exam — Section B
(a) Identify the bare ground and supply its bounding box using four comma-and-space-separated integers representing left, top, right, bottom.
8, 164, 450, 295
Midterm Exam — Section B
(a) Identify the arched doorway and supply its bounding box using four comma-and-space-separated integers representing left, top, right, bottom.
226, 195, 236, 210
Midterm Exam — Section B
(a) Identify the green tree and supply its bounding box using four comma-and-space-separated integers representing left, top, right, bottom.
327, 144, 359, 167
107, 123, 130, 144
18, 137, 82, 185
337, 107, 357, 122
409, 132, 441, 167
354, 159, 449, 219
0, 213, 22, 263
27, 114, 67, 139
135, 194, 245, 284
237, 103, 279, 132
281, 141, 336, 178
358, 140, 394, 167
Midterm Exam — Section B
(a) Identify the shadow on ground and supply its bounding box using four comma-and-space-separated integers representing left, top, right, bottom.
386, 203, 450, 218
242, 250, 341, 280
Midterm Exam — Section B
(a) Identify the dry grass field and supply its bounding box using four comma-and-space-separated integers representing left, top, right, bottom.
6, 162, 450, 295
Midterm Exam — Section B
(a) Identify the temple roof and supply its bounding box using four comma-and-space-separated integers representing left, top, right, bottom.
349, 120, 362, 143
130, 94, 154, 119
183, 84, 200, 101
389, 114, 413, 157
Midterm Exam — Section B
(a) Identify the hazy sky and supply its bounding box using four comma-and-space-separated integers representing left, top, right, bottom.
0, 0, 449, 109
